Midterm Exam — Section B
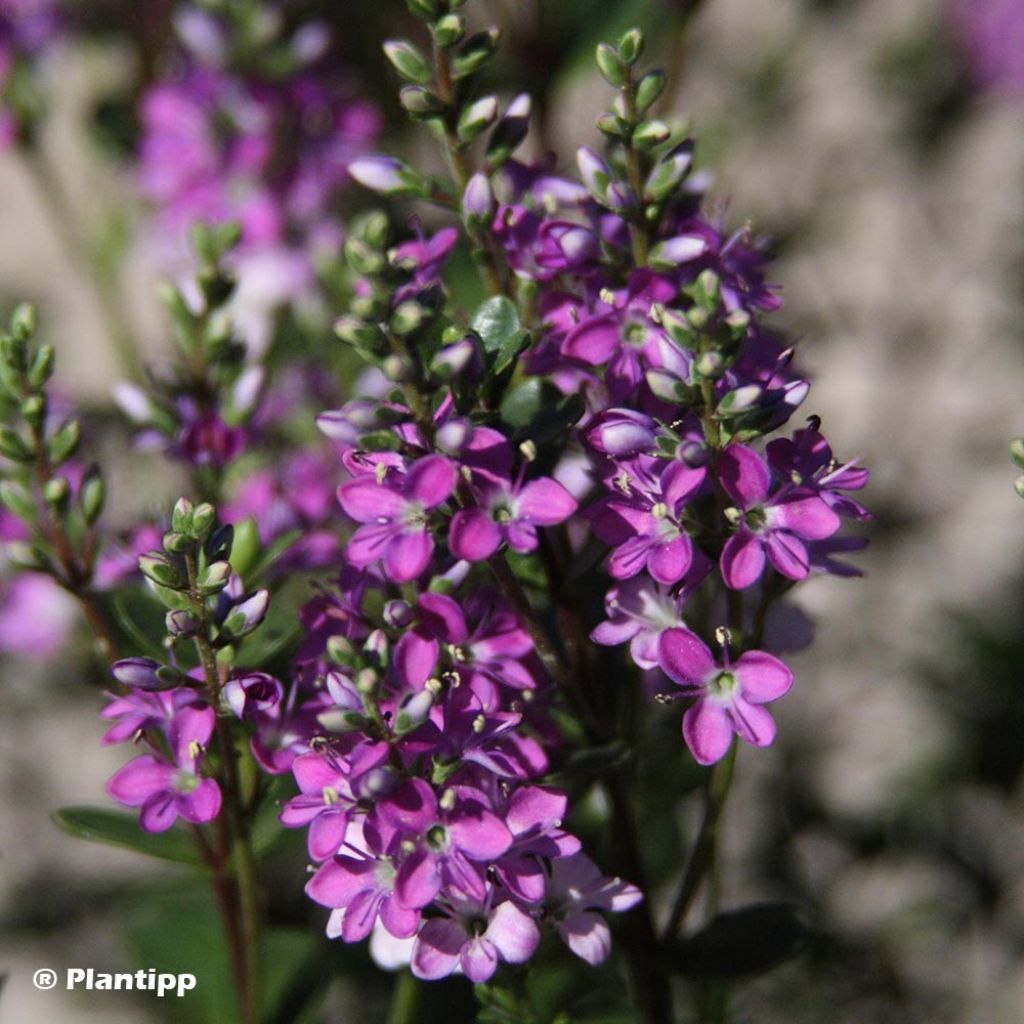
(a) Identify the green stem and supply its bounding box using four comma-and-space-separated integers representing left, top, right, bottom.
185, 551, 262, 1024
662, 741, 737, 939
22, 145, 142, 379
385, 971, 420, 1024
621, 69, 649, 266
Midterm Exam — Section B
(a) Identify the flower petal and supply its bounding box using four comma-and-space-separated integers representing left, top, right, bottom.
486, 901, 540, 965
106, 755, 172, 807
719, 444, 770, 508
404, 455, 456, 508
682, 700, 733, 765
517, 478, 578, 525
338, 479, 404, 523
562, 313, 621, 365
771, 494, 841, 540
647, 535, 692, 585
384, 530, 433, 583
735, 650, 793, 703
449, 508, 502, 562
658, 627, 715, 688
728, 699, 777, 748
412, 918, 465, 980
765, 531, 810, 580
720, 530, 765, 590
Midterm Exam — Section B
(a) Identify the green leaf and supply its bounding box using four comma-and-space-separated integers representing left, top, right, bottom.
671, 902, 809, 979
52, 807, 202, 866
499, 379, 545, 429
471, 296, 524, 355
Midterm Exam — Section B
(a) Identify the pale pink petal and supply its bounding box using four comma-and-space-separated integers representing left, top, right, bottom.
771, 494, 841, 540
486, 901, 540, 965
411, 918, 465, 980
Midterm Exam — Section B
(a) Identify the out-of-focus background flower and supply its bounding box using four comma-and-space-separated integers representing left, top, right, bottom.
1, 0, 1023, 1021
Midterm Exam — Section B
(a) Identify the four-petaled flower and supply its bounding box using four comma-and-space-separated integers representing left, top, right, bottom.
658, 626, 793, 765
338, 455, 456, 582
105, 706, 222, 832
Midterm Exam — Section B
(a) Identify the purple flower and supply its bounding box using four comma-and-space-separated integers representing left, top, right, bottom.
719, 443, 841, 590
411, 897, 539, 982
588, 456, 705, 584
449, 460, 577, 562
591, 559, 710, 669
337, 455, 455, 582
280, 744, 390, 861
374, 779, 513, 907
543, 853, 643, 965
306, 829, 421, 943
658, 627, 793, 765
560, 271, 685, 401
105, 706, 222, 832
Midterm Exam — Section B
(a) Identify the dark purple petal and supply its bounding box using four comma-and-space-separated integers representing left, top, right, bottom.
719, 444, 770, 509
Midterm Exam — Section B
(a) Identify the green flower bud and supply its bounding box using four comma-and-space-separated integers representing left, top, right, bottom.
139, 554, 184, 589
1010, 438, 1024, 471
10, 303, 36, 341
617, 28, 645, 65
452, 29, 500, 79
595, 42, 626, 88
382, 39, 433, 84
26, 344, 55, 388
171, 497, 195, 534
399, 85, 446, 118
79, 466, 105, 526
0, 426, 34, 462
229, 517, 261, 578
432, 13, 464, 48
457, 95, 499, 143
47, 418, 80, 466
635, 69, 667, 114
0, 480, 36, 522
632, 119, 671, 150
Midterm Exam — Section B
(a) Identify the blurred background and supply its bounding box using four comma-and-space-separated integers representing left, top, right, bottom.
2, 0, 1023, 1021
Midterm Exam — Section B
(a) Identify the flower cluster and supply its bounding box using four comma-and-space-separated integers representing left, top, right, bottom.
138, 2, 379, 338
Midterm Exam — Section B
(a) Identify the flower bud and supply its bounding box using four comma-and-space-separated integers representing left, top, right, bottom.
451, 28, 500, 79
20, 394, 46, 427
430, 337, 480, 381
486, 93, 531, 166
462, 173, 495, 232
586, 409, 657, 457
26, 344, 55, 388
383, 600, 414, 629
112, 657, 166, 691
644, 141, 694, 202
166, 609, 200, 638
649, 234, 708, 268
394, 689, 435, 735
399, 85, 445, 118
349, 156, 426, 197
198, 560, 232, 594
576, 147, 612, 202
432, 13, 464, 47
595, 42, 626, 87
382, 39, 433, 84
635, 69, 666, 113
0, 427, 33, 463
457, 96, 498, 143
221, 589, 270, 638
632, 120, 671, 149
43, 476, 70, 512
617, 28, 645, 65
